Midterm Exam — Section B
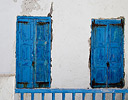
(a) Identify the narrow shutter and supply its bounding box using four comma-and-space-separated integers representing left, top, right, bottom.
91, 21, 107, 88
108, 20, 124, 87
34, 19, 51, 88
16, 18, 34, 88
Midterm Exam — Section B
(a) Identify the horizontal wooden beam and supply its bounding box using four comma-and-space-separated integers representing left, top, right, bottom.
15, 89, 128, 93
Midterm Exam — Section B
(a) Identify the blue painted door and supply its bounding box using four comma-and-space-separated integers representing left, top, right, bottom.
16, 16, 51, 88
91, 19, 124, 88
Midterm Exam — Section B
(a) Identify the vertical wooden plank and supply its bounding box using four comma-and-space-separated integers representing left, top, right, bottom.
112, 93, 115, 100
21, 93, 24, 100
92, 93, 95, 100
82, 93, 86, 100
122, 93, 125, 100
62, 93, 65, 100
102, 93, 105, 100
42, 93, 45, 100
52, 93, 55, 100
72, 93, 75, 100
31, 93, 34, 100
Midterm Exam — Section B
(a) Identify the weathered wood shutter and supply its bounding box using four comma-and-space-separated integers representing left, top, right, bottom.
16, 16, 51, 88
33, 20, 51, 88
91, 18, 124, 88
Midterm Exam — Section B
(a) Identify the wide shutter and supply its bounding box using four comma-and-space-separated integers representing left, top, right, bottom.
16, 16, 51, 88
91, 18, 124, 88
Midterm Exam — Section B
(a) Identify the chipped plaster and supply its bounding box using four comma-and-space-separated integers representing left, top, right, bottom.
20, 0, 41, 15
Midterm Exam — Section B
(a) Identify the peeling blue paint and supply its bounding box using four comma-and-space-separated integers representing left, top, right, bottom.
16, 16, 51, 88
90, 18, 124, 88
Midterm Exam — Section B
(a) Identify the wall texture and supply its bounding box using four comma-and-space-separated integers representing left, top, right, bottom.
0, 0, 128, 100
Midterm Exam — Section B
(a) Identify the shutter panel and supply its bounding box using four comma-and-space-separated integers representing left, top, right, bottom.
108, 21, 124, 87
16, 18, 34, 88
91, 22, 107, 88
16, 16, 51, 88
34, 19, 51, 88
91, 19, 124, 88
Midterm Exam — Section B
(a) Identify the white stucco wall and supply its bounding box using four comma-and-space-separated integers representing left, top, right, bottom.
1, 0, 128, 100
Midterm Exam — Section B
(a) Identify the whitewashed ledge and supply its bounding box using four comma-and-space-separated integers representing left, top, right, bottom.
0, 73, 15, 77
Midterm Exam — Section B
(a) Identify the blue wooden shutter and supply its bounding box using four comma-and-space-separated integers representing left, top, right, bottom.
91, 19, 124, 88
33, 19, 51, 88
108, 21, 124, 87
16, 16, 51, 88
16, 18, 34, 88
91, 22, 107, 88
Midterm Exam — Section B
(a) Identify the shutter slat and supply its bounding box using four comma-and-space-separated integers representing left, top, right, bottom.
62, 93, 65, 100
82, 93, 86, 100
112, 93, 115, 100
42, 93, 45, 100
31, 93, 34, 100
52, 93, 55, 100
72, 93, 75, 100
122, 93, 125, 100
21, 93, 24, 100
92, 93, 95, 100
102, 93, 105, 100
